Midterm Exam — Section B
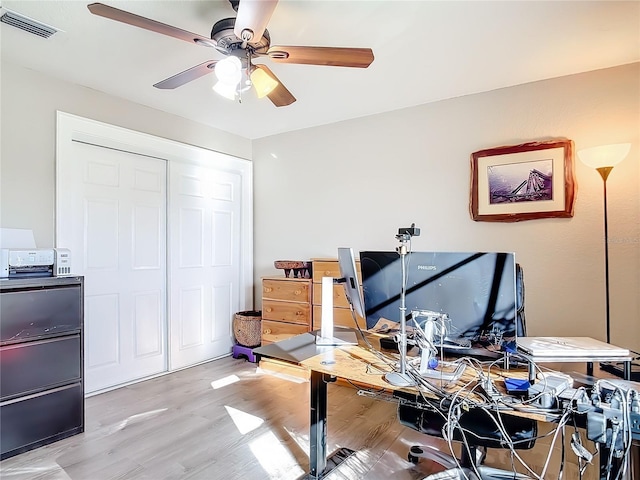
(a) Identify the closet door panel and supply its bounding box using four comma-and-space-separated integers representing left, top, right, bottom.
57, 141, 167, 394
168, 163, 242, 369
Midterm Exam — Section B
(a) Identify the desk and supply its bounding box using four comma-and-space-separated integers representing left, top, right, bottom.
254, 332, 637, 480
255, 332, 539, 479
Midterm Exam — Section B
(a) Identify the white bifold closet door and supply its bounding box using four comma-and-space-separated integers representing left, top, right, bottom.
168, 162, 241, 370
57, 141, 168, 393
57, 112, 253, 395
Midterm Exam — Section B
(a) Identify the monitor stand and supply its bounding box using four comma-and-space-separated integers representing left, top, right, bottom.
315, 277, 358, 346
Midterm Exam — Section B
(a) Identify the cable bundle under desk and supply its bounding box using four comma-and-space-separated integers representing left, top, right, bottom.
305, 340, 639, 480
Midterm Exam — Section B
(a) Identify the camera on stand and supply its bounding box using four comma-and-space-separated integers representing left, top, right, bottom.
397, 223, 420, 238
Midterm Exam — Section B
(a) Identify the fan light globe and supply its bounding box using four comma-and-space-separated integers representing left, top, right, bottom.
214, 57, 242, 86
578, 143, 631, 169
251, 67, 278, 98
212, 81, 237, 100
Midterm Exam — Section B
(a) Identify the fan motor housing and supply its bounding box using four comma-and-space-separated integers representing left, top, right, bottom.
211, 17, 270, 56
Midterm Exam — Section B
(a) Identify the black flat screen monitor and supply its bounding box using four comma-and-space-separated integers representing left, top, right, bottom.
359, 251, 521, 345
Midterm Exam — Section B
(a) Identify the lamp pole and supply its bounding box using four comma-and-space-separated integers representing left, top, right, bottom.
578, 142, 630, 345
596, 166, 613, 344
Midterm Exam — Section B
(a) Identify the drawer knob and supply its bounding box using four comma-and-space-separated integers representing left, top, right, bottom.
266, 307, 272, 313
264, 287, 272, 293
296, 311, 302, 316
294, 289, 301, 295
263, 328, 272, 334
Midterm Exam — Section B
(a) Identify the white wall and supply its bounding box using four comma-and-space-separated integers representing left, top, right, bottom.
2, 59, 638, 353
253, 63, 640, 353
0, 61, 251, 248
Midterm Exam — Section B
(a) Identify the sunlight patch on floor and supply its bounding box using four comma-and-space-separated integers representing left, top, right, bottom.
210, 374, 240, 389
283, 425, 310, 454
0, 464, 71, 479
248, 430, 305, 479
255, 366, 308, 384
111, 408, 168, 432
224, 405, 264, 434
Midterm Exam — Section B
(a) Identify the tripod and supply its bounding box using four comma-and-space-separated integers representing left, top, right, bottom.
385, 229, 417, 387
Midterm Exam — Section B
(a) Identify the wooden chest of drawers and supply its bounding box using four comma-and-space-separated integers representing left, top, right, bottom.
261, 276, 312, 344
311, 259, 367, 331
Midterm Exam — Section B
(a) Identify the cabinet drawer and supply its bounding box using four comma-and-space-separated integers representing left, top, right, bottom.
312, 260, 361, 284
0, 285, 82, 344
262, 300, 311, 325
313, 305, 367, 330
0, 335, 81, 401
1, 382, 83, 460
262, 278, 311, 303
312, 283, 353, 308
261, 320, 309, 344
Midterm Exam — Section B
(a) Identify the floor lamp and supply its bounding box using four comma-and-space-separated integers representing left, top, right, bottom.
577, 143, 631, 344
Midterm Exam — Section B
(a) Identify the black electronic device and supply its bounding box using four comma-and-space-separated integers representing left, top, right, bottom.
397, 223, 420, 237
359, 251, 520, 349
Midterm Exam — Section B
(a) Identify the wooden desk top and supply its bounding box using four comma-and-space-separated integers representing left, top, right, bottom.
256, 331, 575, 422
300, 343, 555, 422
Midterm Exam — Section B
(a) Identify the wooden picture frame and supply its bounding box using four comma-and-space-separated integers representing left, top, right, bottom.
470, 139, 576, 222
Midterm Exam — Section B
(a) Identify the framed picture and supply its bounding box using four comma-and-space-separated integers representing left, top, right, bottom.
470, 139, 576, 222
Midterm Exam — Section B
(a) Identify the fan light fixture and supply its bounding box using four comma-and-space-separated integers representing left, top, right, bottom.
213, 80, 238, 100
212, 56, 279, 101
250, 67, 278, 98
213, 56, 242, 100
88, 1, 375, 107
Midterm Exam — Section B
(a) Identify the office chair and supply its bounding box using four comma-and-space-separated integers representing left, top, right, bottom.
397, 398, 538, 479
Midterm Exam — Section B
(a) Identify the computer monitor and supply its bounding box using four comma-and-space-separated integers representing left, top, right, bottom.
337, 247, 366, 318
359, 251, 520, 346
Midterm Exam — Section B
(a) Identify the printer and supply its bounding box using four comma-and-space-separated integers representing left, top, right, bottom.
0, 248, 72, 278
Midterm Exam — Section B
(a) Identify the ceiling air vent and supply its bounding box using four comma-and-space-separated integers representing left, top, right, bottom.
0, 8, 60, 38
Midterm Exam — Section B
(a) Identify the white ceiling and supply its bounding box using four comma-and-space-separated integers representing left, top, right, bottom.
1, 1, 638, 139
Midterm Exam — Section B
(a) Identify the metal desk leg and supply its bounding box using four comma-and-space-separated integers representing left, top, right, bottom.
624, 360, 631, 380
305, 371, 356, 480
587, 362, 594, 377
309, 370, 327, 479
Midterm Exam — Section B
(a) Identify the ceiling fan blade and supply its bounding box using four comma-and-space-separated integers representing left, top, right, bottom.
87, 3, 216, 47
153, 61, 217, 89
254, 65, 295, 107
267, 46, 374, 68
234, 0, 278, 44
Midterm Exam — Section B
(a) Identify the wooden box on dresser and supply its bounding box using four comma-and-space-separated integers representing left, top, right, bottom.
311, 258, 367, 331
0, 276, 84, 460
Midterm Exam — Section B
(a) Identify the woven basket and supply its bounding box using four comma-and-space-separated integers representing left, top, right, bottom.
233, 310, 262, 347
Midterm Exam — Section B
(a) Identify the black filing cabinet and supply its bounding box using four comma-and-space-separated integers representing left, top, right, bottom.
0, 276, 84, 460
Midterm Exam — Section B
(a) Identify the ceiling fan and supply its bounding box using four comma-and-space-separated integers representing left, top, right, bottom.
87, 1, 375, 107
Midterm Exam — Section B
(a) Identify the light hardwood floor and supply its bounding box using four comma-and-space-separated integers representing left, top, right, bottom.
0, 356, 609, 479
0, 356, 443, 480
